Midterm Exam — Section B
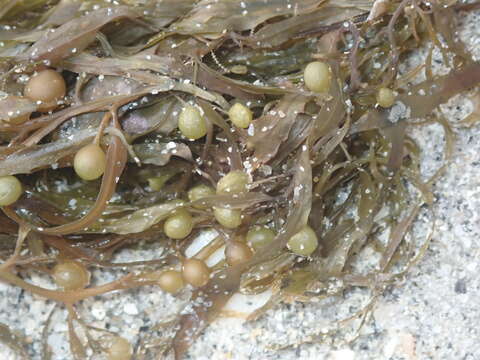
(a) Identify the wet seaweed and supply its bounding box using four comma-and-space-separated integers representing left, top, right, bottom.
0, 0, 479, 359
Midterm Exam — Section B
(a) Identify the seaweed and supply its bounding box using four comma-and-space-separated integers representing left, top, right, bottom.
0, 1, 479, 359
0, 322, 30, 359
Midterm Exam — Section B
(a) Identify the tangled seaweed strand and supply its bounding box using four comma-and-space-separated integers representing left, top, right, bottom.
0, 0, 480, 359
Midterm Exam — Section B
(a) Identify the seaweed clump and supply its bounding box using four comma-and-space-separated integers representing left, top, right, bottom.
0, 0, 479, 359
